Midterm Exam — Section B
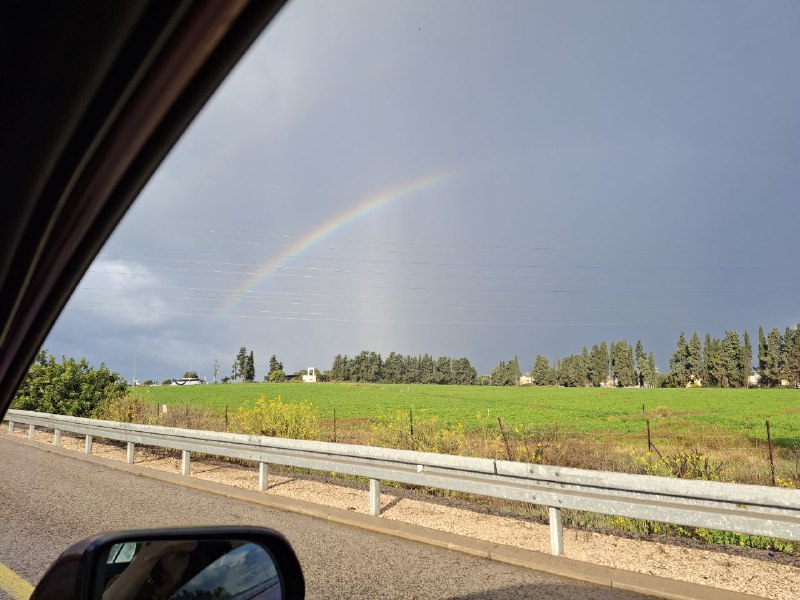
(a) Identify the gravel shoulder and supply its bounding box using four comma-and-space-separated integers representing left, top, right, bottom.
8, 427, 799, 600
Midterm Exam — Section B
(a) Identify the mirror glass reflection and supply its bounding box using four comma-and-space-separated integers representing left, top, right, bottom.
95, 538, 281, 600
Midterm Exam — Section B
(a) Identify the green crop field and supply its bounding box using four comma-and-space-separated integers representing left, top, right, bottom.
130, 383, 800, 446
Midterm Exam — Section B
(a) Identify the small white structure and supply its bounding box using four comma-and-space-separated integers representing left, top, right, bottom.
171, 377, 205, 386
519, 375, 533, 385
748, 372, 761, 387
599, 376, 617, 388
301, 367, 317, 383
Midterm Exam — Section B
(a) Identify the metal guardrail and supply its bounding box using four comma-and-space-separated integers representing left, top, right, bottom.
5, 409, 800, 556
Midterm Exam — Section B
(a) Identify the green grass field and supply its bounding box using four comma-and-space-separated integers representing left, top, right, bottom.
130, 383, 800, 446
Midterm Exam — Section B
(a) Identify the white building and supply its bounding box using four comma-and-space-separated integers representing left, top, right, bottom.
301, 367, 317, 383
171, 377, 205, 385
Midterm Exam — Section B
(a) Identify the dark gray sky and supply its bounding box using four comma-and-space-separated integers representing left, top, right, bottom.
46, 0, 800, 382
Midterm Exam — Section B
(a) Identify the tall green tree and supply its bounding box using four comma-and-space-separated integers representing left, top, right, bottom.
557, 354, 584, 387
383, 352, 405, 383
762, 328, 784, 386
268, 354, 283, 375
434, 356, 452, 385
687, 332, 703, 382
232, 347, 247, 382
668, 332, 689, 387
531, 355, 554, 385
451, 357, 477, 385
580, 346, 590, 385
611, 340, 636, 387
588, 343, 609, 386
329, 355, 346, 381
784, 323, 800, 387
741, 331, 753, 387
783, 326, 794, 383
243, 350, 255, 382
491, 357, 521, 386
403, 355, 420, 384
267, 354, 284, 383
757, 326, 768, 381
645, 352, 658, 388
720, 331, 742, 388
419, 354, 435, 384
635, 341, 657, 387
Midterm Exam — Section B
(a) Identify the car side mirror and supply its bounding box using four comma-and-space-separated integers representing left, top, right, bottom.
31, 526, 305, 600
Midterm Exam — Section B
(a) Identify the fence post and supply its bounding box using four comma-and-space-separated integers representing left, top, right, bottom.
181, 450, 191, 476
369, 479, 381, 516
28, 424, 35, 440
766, 420, 776, 486
646, 419, 652, 452
7, 421, 13, 434
53, 429, 61, 446
127, 442, 135, 464
258, 462, 268, 492
498, 417, 512, 460
549, 506, 564, 556
85, 435, 93, 455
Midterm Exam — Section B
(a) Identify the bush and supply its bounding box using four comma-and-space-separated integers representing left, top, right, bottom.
94, 394, 147, 423
12, 350, 127, 416
371, 409, 467, 455
229, 395, 319, 439
267, 369, 285, 383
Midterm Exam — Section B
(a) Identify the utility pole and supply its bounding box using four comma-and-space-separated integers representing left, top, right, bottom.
213, 359, 220, 384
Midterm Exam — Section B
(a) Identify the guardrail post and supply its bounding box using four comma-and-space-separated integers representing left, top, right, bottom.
127, 442, 135, 464
181, 450, 191, 476
85, 435, 93, 455
549, 507, 564, 556
28, 424, 35, 439
53, 429, 61, 446
258, 462, 268, 492
369, 479, 381, 516
7, 421, 13, 434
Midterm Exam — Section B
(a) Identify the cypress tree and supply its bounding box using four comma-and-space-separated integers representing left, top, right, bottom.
687, 332, 703, 382
741, 331, 753, 387
668, 333, 689, 387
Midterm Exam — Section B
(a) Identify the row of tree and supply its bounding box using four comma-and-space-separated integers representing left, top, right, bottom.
666, 325, 800, 388
667, 331, 752, 388
328, 351, 478, 385
758, 325, 800, 387
489, 357, 522, 386
226, 322, 799, 388
228, 348, 284, 383
521, 340, 657, 388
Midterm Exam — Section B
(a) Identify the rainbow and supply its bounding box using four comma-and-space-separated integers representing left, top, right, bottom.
219, 169, 454, 313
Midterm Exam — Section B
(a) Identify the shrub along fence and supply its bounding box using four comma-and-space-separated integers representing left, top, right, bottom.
5, 408, 800, 558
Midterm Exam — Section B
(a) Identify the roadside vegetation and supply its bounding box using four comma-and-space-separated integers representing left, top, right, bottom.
93, 389, 799, 555
11, 350, 126, 416
10, 350, 799, 555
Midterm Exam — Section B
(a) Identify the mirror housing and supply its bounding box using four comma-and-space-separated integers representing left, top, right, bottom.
31, 526, 305, 600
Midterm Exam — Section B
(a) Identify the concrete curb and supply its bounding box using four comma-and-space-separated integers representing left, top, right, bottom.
7, 436, 766, 600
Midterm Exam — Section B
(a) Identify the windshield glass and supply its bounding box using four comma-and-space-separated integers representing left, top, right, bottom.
8, 2, 799, 599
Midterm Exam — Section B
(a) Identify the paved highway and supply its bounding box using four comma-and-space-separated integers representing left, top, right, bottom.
0, 437, 652, 599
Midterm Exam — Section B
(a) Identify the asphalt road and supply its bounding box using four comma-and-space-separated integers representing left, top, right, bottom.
0, 437, 651, 599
